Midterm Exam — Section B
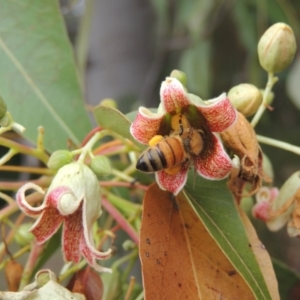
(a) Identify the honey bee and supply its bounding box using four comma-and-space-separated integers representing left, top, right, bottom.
136, 114, 204, 173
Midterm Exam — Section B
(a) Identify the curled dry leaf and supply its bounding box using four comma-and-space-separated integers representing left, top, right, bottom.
220, 112, 270, 200
140, 183, 257, 299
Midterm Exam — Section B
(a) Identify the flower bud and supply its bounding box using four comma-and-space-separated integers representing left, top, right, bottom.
100, 98, 118, 109
267, 171, 300, 232
5, 260, 23, 291
0, 114, 10, 127
14, 223, 34, 246
170, 69, 187, 87
228, 84, 262, 117
0, 95, 7, 119
258, 23, 297, 73
90, 155, 112, 176
47, 150, 73, 170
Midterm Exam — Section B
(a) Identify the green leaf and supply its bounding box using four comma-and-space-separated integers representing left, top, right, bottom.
184, 175, 272, 300
0, 1, 91, 152
93, 105, 143, 149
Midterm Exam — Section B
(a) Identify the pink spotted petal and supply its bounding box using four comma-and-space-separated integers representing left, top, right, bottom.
17, 183, 46, 216
30, 207, 63, 244
196, 134, 232, 180
155, 167, 189, 195
160, 77, 190, 113
196, 93, 237, 132
62, 203, 83, 263
130, 107, 163, 144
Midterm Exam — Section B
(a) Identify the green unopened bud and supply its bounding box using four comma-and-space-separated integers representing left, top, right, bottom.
90, 155, 112, 176
258, 23, 297, 73
0, 95, 7, 119
170, 69, 187, 87
0, 114, 10, 127
260, 89, 274, 106
100, 98, 118, 109
228, 84, 262, 117
14, 223, 34, 246
122, 239, 136, 251
47, 150, 73, 170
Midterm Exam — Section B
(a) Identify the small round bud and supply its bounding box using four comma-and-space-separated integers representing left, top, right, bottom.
14, 223, 34, 246
0, 114, 10, 127
259, 89, 274, 106
47, 150, 73, 170
0, 95, 7, 119
122, 239, 136, 251
228, 84, 263, 117
90, 155, 112, 176
170, 69, 187, 87
258, 23, 297, 73
100, 98, 118, 109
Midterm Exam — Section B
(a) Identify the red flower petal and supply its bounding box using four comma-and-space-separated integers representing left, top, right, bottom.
156, 167, 188, 195
195, 134, 232, 179
31, 207, 63, 244
160, 78, 190, 113
197, 93, 236, 132
62, 203, 83, 263
130, 107, 163, 144
16, 183, 45, 217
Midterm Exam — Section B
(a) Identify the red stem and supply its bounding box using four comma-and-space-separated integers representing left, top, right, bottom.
102, 197, 139, 245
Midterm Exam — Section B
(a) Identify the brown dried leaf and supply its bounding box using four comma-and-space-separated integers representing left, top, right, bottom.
5, 260, 23, 291
237, 205, 280, 300
140, 183, 256, 299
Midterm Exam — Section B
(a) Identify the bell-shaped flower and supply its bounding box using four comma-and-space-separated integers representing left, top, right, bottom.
253, 171, 300, 237
17, 162, 112, 272
130, 76, 237, 195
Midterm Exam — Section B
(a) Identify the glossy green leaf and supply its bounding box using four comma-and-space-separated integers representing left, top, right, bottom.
184, 174, 272, 300
0, 1, 91, 152
93, 105, 143, 149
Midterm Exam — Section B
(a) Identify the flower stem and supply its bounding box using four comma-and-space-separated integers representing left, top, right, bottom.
0, 137, 49, 165
251, 72, 278, 127
78, 130, 108, 162
257, 135, 300, 155
19, 241, 44, 290
102, 197, 139, 244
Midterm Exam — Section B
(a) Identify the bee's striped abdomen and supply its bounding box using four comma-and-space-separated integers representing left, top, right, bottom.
136, 137, 184, 173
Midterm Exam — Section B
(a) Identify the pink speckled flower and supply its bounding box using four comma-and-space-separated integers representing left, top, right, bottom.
130, 76, 237, 195
17, 162, 112, 272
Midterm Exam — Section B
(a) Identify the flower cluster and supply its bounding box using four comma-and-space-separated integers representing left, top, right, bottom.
130, 76, 237, 195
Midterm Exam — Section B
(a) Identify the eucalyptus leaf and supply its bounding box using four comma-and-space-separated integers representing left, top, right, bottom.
184, 174, 272, 300
0, 1, 91, 152
94, 105, 143, 149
